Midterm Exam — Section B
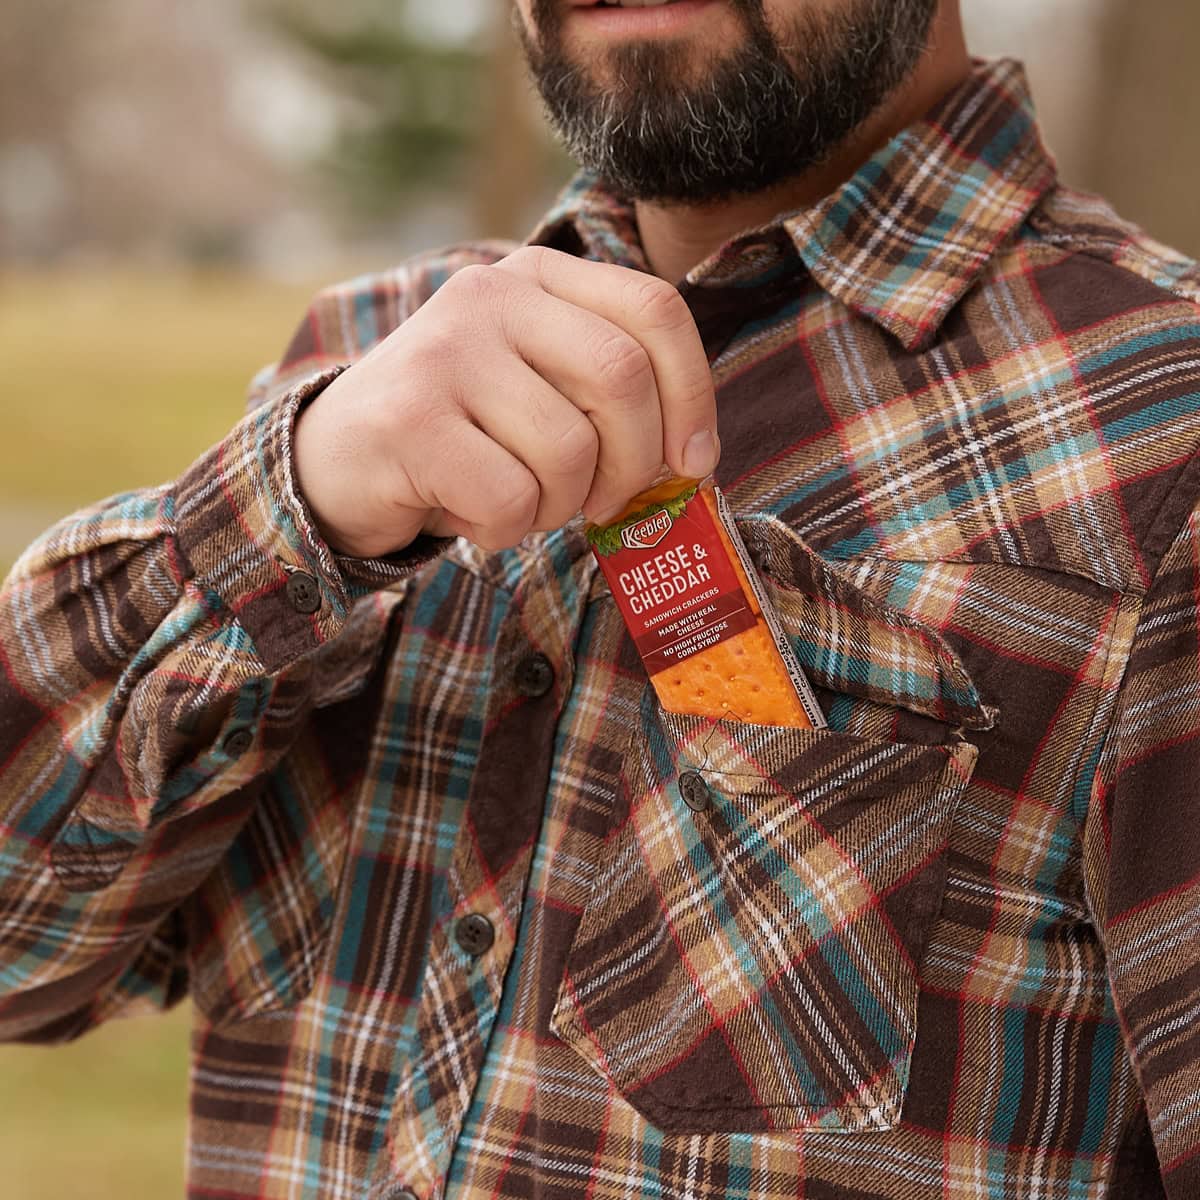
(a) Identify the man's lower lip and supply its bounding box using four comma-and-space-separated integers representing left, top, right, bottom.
567, 0, 721, 35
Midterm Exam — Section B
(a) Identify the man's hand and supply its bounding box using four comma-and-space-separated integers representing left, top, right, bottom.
292, 247, 720, 558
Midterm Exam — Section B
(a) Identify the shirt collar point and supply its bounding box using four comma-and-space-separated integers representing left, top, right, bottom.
526, 59, 1059, 354
785, 59, 1058, 350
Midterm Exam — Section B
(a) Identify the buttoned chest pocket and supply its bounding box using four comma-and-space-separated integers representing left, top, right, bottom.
549, 519, 990, 1134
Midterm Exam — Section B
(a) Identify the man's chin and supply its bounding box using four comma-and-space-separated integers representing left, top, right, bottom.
575, 34, 756, 118
526, 0, 939, 206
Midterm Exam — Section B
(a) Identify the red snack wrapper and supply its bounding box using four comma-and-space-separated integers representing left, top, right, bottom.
586, 476, 825, 728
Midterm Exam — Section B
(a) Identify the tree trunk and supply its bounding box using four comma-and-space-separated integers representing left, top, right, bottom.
471, 9, 542, 242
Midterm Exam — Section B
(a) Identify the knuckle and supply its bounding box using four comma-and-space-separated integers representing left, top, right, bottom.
448, 262, 506, 306
453, 261, 538, 348
590, 331, 653, 399
549, 416, 599, 475
583, 466, 632, 521
490, 472, 540, 530
473, 481, 539, 551
503, 244, 552, 278
627, 276, 689, 330
394, 387, 450, 449
674, 379, 717, 420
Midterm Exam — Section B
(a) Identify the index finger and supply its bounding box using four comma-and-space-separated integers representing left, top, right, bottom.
497, 247, 721, 482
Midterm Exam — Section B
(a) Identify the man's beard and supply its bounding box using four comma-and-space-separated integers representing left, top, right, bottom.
519, 0, 938, 204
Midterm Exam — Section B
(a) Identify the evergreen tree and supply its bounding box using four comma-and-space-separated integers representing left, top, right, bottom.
264, 0, 562, 238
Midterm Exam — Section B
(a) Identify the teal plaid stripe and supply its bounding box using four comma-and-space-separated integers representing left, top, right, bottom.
3, 58, 1200, 1200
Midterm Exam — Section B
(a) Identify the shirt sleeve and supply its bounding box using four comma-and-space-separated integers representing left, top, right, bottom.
1084, 496, 1200, 1195
0, 361, 448, 1042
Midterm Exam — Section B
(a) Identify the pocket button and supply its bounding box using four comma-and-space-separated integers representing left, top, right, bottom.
679, 770, 711, 812
514, 652, 555, 698
222, 727, 254, 757
285, 571, 322, 614
455, 913, 495, 957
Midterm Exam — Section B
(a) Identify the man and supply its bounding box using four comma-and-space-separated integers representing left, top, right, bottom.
1, 0, 1198, 1196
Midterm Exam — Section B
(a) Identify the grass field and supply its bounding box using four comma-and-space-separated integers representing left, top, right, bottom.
0, 269, 318, 570
0, 1004, 194, 1198
0, 267, 324, 1198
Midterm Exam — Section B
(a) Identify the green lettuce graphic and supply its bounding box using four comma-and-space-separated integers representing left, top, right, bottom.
586, 482, 699, 557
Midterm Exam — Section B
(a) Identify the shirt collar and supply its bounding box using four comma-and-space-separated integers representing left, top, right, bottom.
528, 58, 1057, 352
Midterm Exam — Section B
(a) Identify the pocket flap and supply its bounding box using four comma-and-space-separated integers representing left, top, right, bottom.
737, 517, 994, 731
658, 706, 963, 800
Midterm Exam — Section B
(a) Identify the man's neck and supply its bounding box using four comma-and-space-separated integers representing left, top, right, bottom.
635, 5, 971, 284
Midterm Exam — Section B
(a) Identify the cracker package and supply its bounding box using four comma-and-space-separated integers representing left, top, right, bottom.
586, 476, 825, 728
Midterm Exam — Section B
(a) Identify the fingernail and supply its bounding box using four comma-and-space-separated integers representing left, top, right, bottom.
681, 429, 719, 479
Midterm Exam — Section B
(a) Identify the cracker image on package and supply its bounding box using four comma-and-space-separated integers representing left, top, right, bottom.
586, 476, 826, 728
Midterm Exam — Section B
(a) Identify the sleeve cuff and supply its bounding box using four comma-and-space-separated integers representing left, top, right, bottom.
172, 367, 450, 669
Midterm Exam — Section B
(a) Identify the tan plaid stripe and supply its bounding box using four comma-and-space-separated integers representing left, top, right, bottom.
3, 58, 1200, 1200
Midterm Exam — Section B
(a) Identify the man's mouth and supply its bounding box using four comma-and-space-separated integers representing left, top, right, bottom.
570, 0, 687, 8
561, 0, 720, 34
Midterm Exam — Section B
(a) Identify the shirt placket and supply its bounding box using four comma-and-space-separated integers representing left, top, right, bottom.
369, 525, 597, 1200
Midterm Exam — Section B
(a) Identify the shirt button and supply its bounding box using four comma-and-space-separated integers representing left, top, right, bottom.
454, 913, 495, 957
222, 728, 253, 757
679, 770, 711, 812
285, 571, 321, 614
513, 652, 554, 698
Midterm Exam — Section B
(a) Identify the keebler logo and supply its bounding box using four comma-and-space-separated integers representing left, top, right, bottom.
621, 509, 673, 551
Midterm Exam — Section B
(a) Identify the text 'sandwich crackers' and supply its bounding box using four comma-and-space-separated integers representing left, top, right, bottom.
587, 476, 825, 728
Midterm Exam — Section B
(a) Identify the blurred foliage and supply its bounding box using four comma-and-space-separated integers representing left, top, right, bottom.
264, 2, 489, 214
258, 0, 568, 239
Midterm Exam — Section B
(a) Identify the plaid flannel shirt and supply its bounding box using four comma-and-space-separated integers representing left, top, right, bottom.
4, 58, 1200, 1199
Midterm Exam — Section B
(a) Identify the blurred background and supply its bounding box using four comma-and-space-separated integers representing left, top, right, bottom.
1, 0, 1197, 1195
